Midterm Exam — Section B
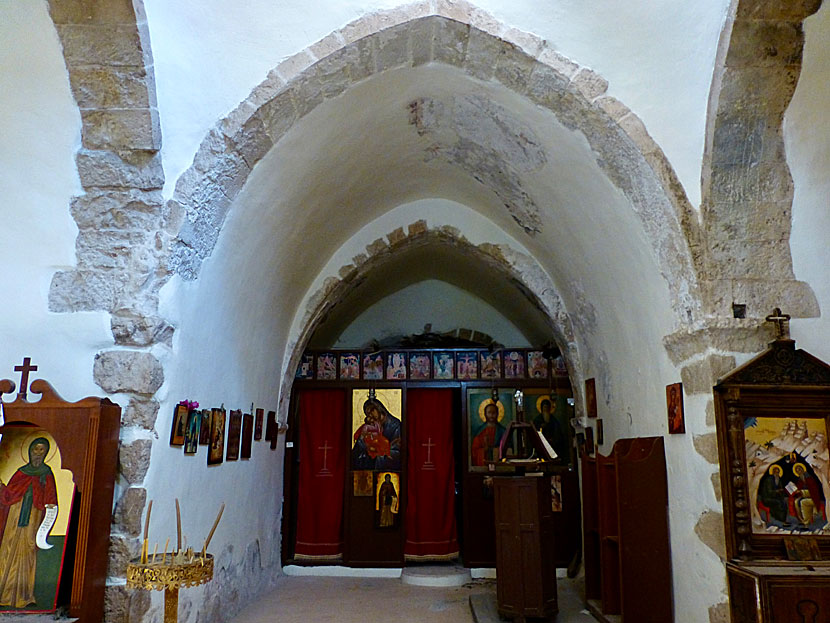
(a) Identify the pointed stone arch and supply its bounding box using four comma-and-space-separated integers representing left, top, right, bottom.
272, 219, 582, 417
166, 9, 703, 330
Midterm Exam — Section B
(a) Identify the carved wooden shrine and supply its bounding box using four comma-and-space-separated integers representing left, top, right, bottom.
0, 361, 121, 622
714, 332, 830, 622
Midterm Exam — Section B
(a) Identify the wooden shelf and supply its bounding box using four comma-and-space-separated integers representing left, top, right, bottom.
581, 436, 672, 622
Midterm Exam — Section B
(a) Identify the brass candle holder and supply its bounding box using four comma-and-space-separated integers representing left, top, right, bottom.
127, 500, 224, 623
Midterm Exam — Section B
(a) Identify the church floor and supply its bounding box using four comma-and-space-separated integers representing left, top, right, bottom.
229, 574, 596, 622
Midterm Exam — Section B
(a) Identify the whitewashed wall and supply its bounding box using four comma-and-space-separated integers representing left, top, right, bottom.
0, 1, 110, 400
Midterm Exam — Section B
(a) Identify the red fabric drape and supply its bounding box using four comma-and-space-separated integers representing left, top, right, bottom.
404, 389, 459, 560
294, 389, 347, 560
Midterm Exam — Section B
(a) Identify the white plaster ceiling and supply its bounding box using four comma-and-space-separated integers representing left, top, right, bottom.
208, 62, 675, 366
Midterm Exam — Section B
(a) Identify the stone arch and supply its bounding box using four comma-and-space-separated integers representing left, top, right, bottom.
166, 7, 703, 330
273, 219, 583, 418
700, 0, 822, 321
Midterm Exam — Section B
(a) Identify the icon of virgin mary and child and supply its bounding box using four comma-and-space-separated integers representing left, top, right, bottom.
352, 398, 401, 471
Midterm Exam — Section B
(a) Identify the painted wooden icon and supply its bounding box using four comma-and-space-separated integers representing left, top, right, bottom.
585, 378, 597, 419
184, 408, 200, 454
241, 414, 254, 459
207, 408, 225, 466
350, 389, 402, 471
525, 390, 572, 465
226, 411, 242, 461
504, 350, 525, 379
456, 352, 478, 380
295, 353, 313, 379
170, 403, 188, 446
339, 353, 360, 380
0, 427, 75, 613
666, 382, 685, 434
468, 388, 515, 470
316, 353, 336, 380
480, 352, 501, 379
353, 471, 373, 497
409, 353, 431, 380
199, 409, 212, 445
254, 408, 264, 441
375, 472, 400, 528
527, 351, 548, 379
386, 353, 407, 380
746, 417, 829, 535
362, 353, 384, 380
433, 352, 454, 379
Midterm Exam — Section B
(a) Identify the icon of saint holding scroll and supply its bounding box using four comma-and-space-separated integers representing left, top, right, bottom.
0, 437, 58, 608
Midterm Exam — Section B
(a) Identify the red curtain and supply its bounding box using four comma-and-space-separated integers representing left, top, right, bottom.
294, 389, 347, 560
404, 388, 459, 560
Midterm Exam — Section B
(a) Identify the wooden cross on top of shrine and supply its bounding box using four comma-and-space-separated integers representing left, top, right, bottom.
14, 356, 38, 401
765, 308, 791, 341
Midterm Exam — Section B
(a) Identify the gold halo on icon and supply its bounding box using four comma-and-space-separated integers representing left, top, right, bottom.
478, 398, 506, 422
769, 464, 783, 476
793, 463, 807, 476
536, 395, 556, 415
20, 430, 58, 465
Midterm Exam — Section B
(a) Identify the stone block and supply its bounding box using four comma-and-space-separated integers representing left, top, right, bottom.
726, 19, 804, 68
538, 47, 579, 78
525, 63, 569, 110
681, 354, 736, 395
229, 114, 273, 169
710, 113, 766, 166
119, 438, 152, 484
57, 23, 144, 67
274, 50, 315, 82
409, 16, 436, 67
111, 312, 174, 347
708, 601, 730, 623
69, 64, 151, 109
694, 509, 726, 560
48, 0, 136, 24
709, 239, 794, 280
711, 472, 722, 502
338, 264, 356, 280
408, 220, 427, 236
502, 27, 544, 56
493, 44, 534, 94
463, 27, 501, 80
123, 398, 160, 429
693, 433, 720, 464
366, 238, 388, 256
49, 269, 117, 312
571, 68, 608, 101
69, 188, 163, 230
736, 0, 821, 21
718, 65, 799, 117
732, 278, 819, 318
387, 227, 406, 245
94, 350, 164, 395
76, 149, 164, 190
74, 229, 148, 271
258, 89, 298, 145
103, 583, 150, 623
594, 95, 630, 121
374, 22, 411, 72
756, 161, 794, 202
706, 400, 715, 427
113, 486, 147, 537
108, 534, 140, 577
708, 162, 760, 205
432, 17, 469, 67
309, 31, 346, 60
81, 108, 161, 151
351, 252, 368, 266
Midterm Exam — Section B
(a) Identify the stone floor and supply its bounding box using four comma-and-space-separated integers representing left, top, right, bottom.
229, 574, 597, 623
